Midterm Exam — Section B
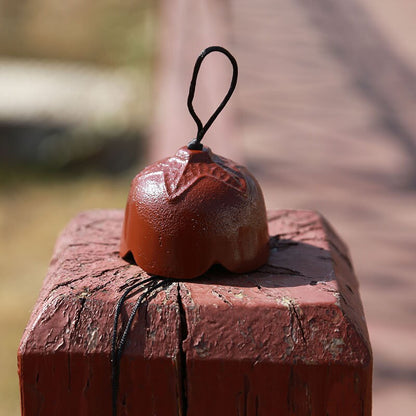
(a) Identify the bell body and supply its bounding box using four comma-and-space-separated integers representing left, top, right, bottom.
120, 146, 269, 279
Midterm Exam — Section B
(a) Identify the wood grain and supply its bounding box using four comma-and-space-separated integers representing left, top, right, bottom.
18, 209, 371, 415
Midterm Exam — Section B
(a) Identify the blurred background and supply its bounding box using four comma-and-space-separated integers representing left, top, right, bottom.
1, 0, 415, 415
0, 1, 155, 414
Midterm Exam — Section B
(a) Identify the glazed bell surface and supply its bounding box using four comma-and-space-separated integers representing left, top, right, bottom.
120, 146, 269, 279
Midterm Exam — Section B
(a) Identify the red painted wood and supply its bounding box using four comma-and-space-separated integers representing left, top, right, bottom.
18, 211, 183, 416
180, 210, 372, 415
18, 209, 372, 415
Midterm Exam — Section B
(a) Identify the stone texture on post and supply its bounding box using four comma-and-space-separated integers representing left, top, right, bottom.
18, 209, 372, 415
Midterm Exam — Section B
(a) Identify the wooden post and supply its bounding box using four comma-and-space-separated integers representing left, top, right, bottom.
18, 209, 372, 415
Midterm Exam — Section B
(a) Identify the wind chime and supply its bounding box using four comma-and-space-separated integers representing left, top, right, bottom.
112, 46, 269, 415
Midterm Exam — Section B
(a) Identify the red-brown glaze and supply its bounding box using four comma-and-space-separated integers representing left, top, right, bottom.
120, 146, 269, 279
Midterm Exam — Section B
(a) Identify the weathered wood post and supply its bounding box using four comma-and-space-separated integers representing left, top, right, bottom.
18, 209, 372, 415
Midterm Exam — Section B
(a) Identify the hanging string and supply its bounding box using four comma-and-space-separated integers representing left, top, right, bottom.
187, 46, 238, 150
111, 276, 173, 416
111, 45, 238, 414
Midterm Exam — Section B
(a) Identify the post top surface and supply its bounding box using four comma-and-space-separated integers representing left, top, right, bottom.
19, 209, 371, 365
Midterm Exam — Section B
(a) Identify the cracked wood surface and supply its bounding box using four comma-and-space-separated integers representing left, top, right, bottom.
18, 209, 371, 415
179, 210, 372, 415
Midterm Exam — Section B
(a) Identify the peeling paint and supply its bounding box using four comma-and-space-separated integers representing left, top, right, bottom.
325, 337, 345, 358
19, 209, 372, 415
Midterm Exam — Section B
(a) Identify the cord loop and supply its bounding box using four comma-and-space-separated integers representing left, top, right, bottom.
187, 46, 238, 150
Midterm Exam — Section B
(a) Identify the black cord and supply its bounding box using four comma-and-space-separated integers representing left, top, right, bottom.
111, 277, 172, 416
110, 45, 238, 414
187, 46, 238, 150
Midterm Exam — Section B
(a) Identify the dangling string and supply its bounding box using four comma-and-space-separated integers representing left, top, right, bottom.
187, 46, 238, 150
111, 46, 237, 414
111, 276, 173, 416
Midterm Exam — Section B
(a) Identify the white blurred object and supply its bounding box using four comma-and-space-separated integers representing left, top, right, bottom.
0, 59, 146, 127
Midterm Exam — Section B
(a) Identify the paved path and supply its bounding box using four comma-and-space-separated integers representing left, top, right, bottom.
155, 0, 416, 413
230, 3, 416, 412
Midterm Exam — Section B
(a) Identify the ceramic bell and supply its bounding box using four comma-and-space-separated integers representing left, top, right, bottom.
120, 46, 269, 279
